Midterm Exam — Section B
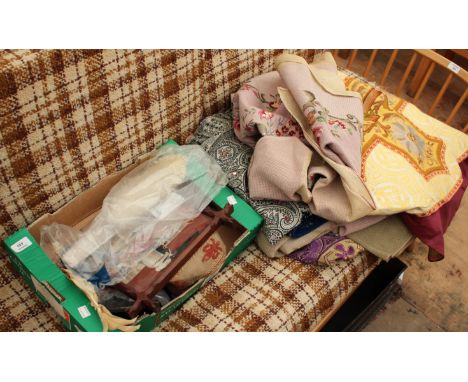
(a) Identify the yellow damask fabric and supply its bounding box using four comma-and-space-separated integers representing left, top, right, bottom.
344, 75, 468, 216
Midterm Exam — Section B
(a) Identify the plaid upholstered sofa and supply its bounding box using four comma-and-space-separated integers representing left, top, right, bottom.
0, 49, 378, 331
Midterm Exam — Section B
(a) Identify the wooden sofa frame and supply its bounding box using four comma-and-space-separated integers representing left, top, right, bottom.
333, 49, 467, 131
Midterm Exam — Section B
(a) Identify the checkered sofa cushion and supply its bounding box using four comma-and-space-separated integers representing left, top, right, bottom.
0, 49, 379, 331
158, 246, 377, 331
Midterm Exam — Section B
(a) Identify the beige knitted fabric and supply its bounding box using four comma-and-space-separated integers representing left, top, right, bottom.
336, 215, 387, 236
231, 52, 375, 226
235, 52, 375, 224
248, 136, 313, 202
277, 87, 374, 223
275, 54, 375, 224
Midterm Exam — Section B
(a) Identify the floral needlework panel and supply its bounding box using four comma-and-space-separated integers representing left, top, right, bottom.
343, 74, 468, 216
361, 89, 447, 182
240, 82, 283, 112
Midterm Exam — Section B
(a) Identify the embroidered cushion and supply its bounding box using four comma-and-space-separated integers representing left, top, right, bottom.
169, 228, 230, 289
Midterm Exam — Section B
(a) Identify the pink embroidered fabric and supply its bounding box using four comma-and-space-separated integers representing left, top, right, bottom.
275, 54, 364, 174
231, 72, 305, 147
232, 53, 364, 175
232, 53, 380, 238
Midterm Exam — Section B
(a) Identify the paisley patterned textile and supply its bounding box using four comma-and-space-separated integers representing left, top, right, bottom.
188, 111, 312, 246
288, 232, 364, 265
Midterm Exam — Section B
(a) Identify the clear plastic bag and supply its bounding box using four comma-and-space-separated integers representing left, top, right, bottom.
41, 144, 228, 286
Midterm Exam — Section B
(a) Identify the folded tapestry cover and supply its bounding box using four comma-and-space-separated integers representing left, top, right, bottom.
232, 52, 468, 259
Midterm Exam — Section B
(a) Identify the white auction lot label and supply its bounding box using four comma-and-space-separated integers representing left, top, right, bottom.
10, 237, 32, 253
78, 305, 91, 319
447, 62, 460, 74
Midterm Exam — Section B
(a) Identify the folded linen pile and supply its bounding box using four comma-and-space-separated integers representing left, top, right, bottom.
190, 51, 468, 264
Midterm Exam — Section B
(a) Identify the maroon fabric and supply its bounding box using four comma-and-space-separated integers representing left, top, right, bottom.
401, 158, 468, 262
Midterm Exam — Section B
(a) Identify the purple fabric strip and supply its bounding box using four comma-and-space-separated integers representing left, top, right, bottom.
288, 232, 342, 264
